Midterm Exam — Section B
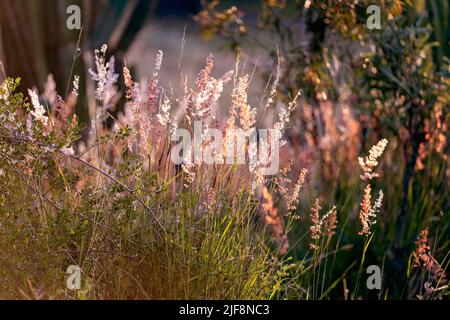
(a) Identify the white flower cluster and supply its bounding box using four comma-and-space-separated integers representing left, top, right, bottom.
89, 45, 118, 102
28, 89, 48, 127
72, 75, 80, 96
358, 138, 388, 180
157, 95, 172, 126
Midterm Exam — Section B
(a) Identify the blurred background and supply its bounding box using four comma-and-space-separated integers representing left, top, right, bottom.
0, 0, 202, 122
0, 0, 275, 127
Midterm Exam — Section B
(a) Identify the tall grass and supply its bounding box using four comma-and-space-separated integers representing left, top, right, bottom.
0, 43, 448, 300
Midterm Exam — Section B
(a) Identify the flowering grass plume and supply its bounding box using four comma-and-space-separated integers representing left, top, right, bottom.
309, 198, 322, 250
413, 228, 447, 282
89, 44, 119, 104
358, 138, 388, 181
283, 168, 308, 212
28, 89, 48, 127
413, 228, 449, 299
358, 185, 383, 236
357, 139, 388, 236
72, 75, 80, 97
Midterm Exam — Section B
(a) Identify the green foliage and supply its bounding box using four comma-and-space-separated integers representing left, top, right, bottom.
0, 78, 283, 299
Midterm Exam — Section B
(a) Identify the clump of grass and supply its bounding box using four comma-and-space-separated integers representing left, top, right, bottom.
0, 46, 295, 299
0, 43, 448, 300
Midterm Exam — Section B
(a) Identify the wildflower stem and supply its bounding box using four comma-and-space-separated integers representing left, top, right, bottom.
65, 27, 83, 99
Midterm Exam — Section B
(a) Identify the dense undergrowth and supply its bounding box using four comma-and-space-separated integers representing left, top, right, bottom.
0, 39, 448, 299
